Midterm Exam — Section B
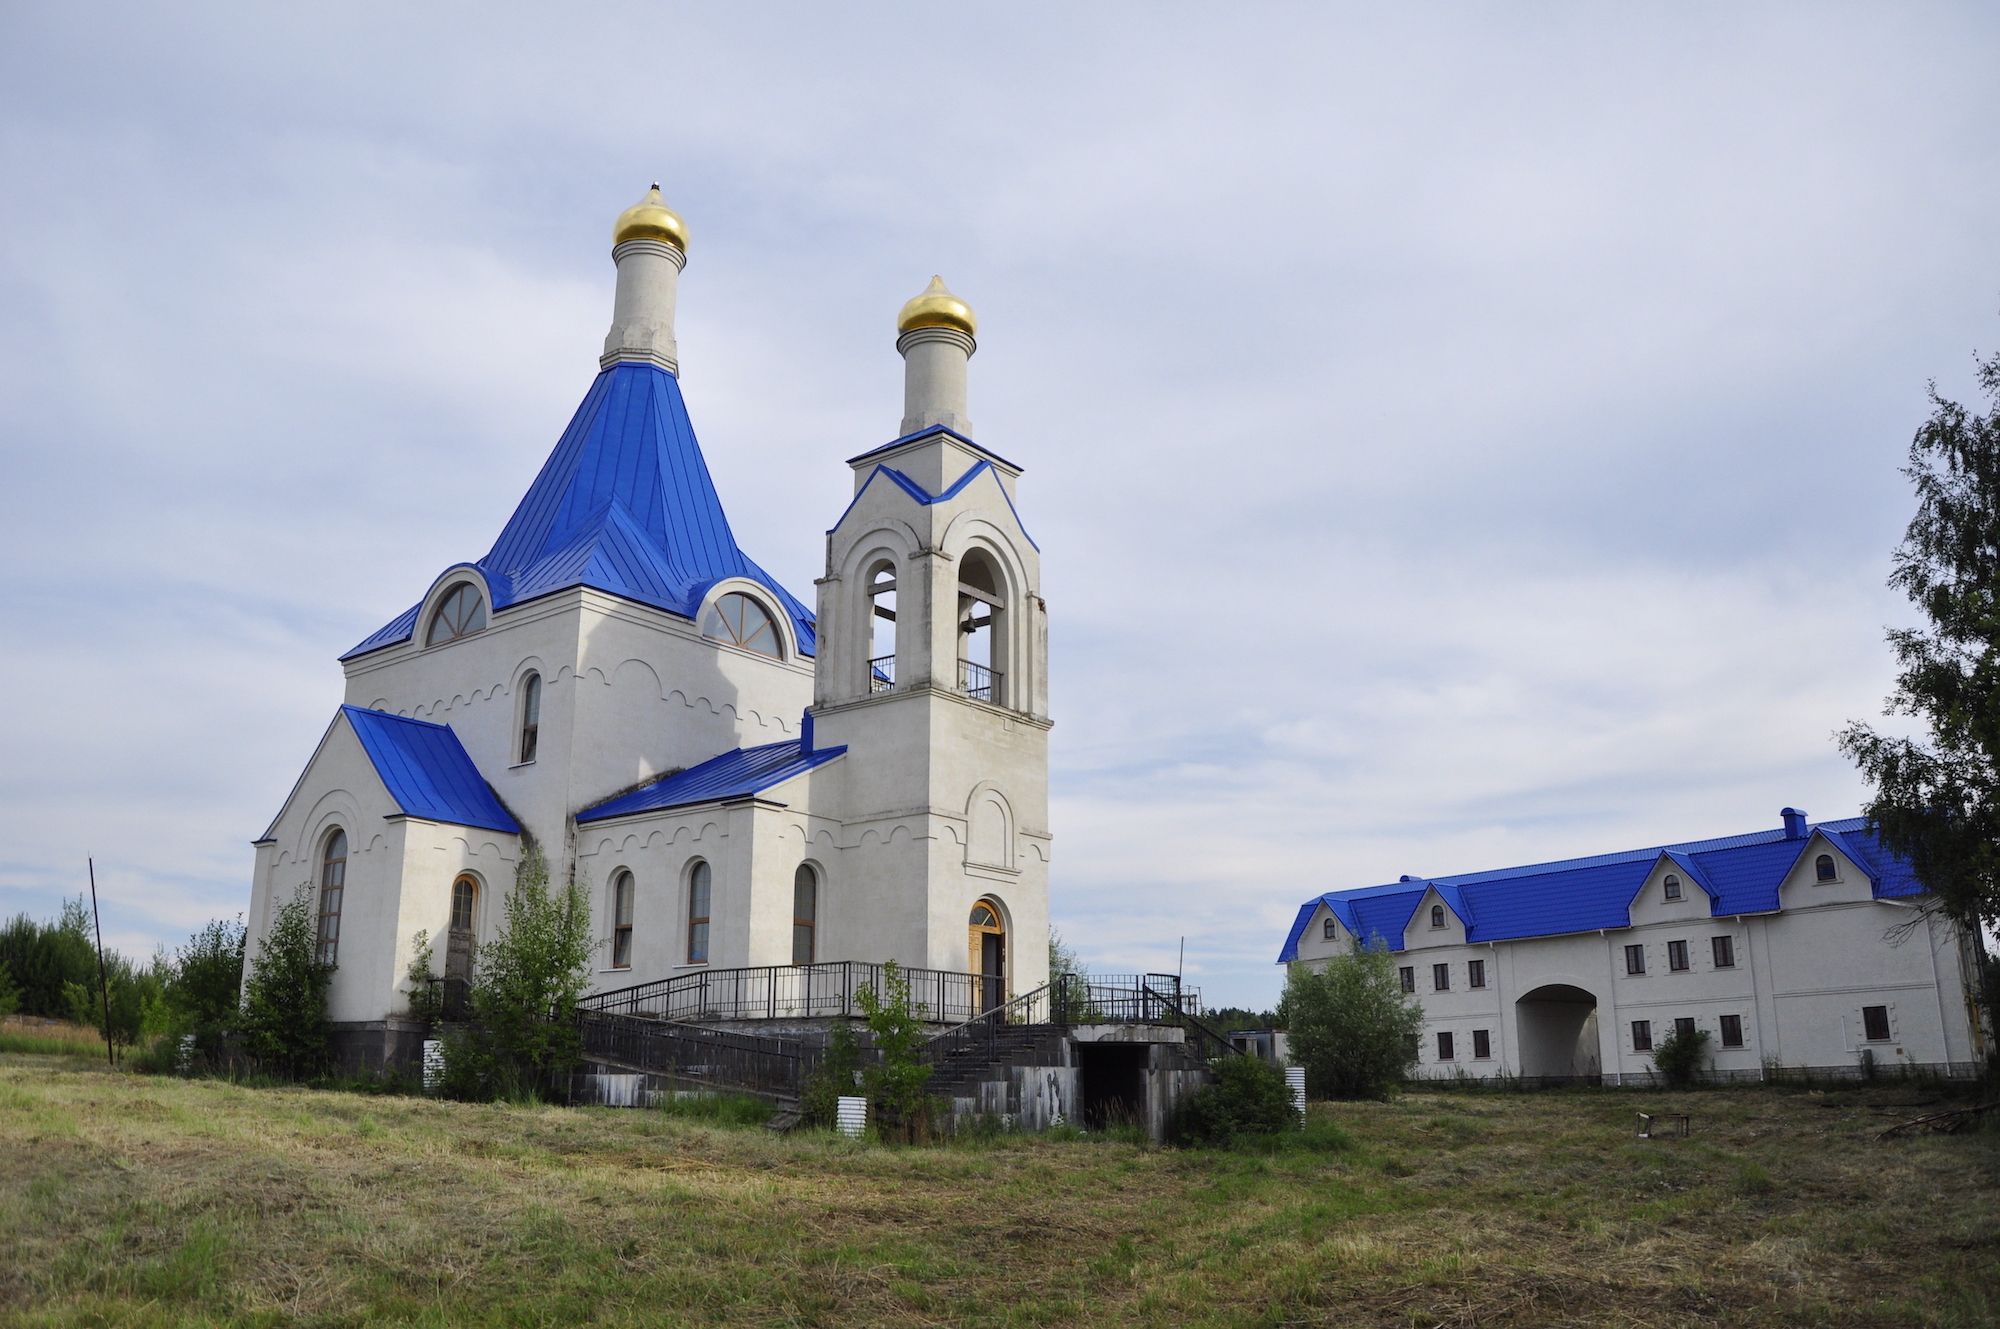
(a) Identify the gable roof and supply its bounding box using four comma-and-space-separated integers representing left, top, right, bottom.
832, 458, 1040, 551
261, 705, 521, 839
1277, 814, 1923, 962
344, 362, 815, 660
576, 737, 847, 823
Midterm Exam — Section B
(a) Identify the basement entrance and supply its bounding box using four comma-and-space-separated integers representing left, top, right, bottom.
1076, 1041, 1149, 1129
1514, 983, 1601, 1080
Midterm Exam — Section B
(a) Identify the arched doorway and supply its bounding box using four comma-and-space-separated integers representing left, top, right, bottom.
446, 875, 479, 983
1514, 983, 1600, 1081
968, 899, 1006, 1012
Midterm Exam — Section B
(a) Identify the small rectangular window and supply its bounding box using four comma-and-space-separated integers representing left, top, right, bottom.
1436, 1031, 1454, 1061
1712, 935, 1734, 969
1720, 1014, 1744, 1048
1432, 962, 1450, 992
1472, 1028, 1490, 1059
1467, 958, 1486, 989
1862, 1005, 1890, 1041
1667, 939, 1689, 972
1625, 944, 1646, 976
1675, 1017, 1696, 1041
1632, 1019, 1652, 1051
1399, 966, 1415, 994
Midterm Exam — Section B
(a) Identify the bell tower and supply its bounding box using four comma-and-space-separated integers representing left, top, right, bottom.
811, 277, 1052, 1001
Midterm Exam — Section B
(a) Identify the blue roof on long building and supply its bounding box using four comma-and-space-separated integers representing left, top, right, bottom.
576, 737, 846, 823
343, 361, 815, 660
1277, 813, 1924, 963
340, 706, 521, 835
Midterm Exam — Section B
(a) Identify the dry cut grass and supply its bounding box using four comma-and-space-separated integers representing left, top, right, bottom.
0, 1018, 109, 1060
0, 1055, 1995, 1327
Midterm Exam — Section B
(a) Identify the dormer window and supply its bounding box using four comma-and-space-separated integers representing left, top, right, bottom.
1322, 916, 1338, 940
1430, 904, 1445, 929
1814, 853, 1837, 883
1663, 874, 1683, 902
425, 583, 487, 646
702, 592, 781, 659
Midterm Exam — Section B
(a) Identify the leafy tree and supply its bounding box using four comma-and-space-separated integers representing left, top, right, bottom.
0, 962, 19, 1020
64, 950, 165, 1054
164, 917, 246, 1042
441, 847, 596, 1100
1169, 1053, 1298, 1146
1048, 926, 1083, 979
1204, 1005, 1280, 1032
1649, 1024, 1712, 1088
798, 1022, 862, 1129
1840, 346, 2000, 933
855, 960, 936, 1142
0, 898, 97, 1018
1278, 944, 1422, 1100
239, 883, 334, 1079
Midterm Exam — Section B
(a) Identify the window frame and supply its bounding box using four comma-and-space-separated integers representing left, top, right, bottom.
1711, 935, 1734, 969
1430, 904, 1446, 929
1432, 962, 1450, 992
1322, 915, 1338, 941
1814, 853, 1837, 884
1663, 873, 1683, 902
1674, 1016, 1696, 1041
1632, 1019, 1652, 1052
701, 591, 784, 660
610, 869, 635, 970
791, 864, 817, 967
517, 671, 541, 764
316, 828, 347, 968
1667, 939, 1690, 972
686, 860, 712, 965
1624, 943, 1646, 976
1719, 1014, 1744, 1048
1861, 1004, 1891, 1042
1472, 1028, 1491, 1059
1436, 1030, 1455, 1061
1467, 958, 1486, 990
1398, 965, 1415, 994
425, 582, 487, 647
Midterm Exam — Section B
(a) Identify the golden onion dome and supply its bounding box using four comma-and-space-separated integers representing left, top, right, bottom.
612, 183, 688, 251
896, 275, 976, 337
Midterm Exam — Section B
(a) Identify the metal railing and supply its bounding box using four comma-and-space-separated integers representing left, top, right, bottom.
956, 658, 1001, 703
420, 976, 472, 1022
919, 973, 1237, 1066
869, 654, 895, 692
578, 1010, 819, 1099
580, 960, 993, 1026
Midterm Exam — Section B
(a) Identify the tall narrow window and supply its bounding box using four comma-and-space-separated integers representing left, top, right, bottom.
1624, 944, 1646, 976
1322, 915, 1338, 940
1430, 904, 1446, 929
517, 672, 541, 763
610, 870, 634, 969
447, 874, 478, 982
1632, 1019, 1652, 1052
316, 829, 346, 967
867, 560, 897, 692
1436, 1031, 1455, 1061
1814, 854, 1837, 883
686, 861, 712, 964
1432, 962, 1450, 992
1711, 935, 1735, 969
792, 864, 817, 966
1662, 874, 1683, 901
956, 550, 1005, 704
1467, 959, 1486, 989
1472, 1029, 1491, 1059
1862, 1005, 1890, 1041
1399, 966, 1415, 994
1719, 1014, 1744, 1048
701, 592, 781, 659
425, 583, 487, 646
1667, 939, 1689, 972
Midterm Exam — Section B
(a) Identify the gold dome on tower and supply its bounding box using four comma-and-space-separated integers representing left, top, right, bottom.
612, 183, 688, 251
897, 275, 977, 337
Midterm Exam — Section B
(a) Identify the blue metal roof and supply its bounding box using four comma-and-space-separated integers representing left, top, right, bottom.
829, 459, 1040, 551
576, 737, 847, 823
845, 423, 1025, 473
340, 706, 521, 835
344, 362, 816, 659
1277, 814, 1923, 962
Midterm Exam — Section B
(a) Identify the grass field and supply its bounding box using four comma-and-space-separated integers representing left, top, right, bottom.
1, 1053, 1995, 1327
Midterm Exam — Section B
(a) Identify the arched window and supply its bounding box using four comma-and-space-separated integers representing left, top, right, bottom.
1322, 915, 1338, 940
316, 829, 347, 967
792, 864, 818, 965
447, 874, 479, 981
686, 861, 712, 964
1430, 904, 1445, 929
610, 870, 634, 969
517, 672, 541, 764
1663, 874, 1683, 901
957, 551, 1005, 704
425, 583, 487, 646
866, 560, 897, 692
702, 592, 781, 658
1814, 853, 1837, 883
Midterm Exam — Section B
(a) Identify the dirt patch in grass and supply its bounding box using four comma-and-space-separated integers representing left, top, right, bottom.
0, 1061, 1994, 1326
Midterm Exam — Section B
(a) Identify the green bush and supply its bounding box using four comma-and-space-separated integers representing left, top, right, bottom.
1650, 1024, 1712, 1088
1169, 1054, 1298, 1146
799, 1022, 862, 1128
1279, 943, 1423, 1099
654, 1091, 773, 1127
165, 917, 245, 1043
856, 961, 937, 1142
239, 883, 334, 1080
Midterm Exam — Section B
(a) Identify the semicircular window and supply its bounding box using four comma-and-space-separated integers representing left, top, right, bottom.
702, 592, 781, 658
425, 583, 487, 646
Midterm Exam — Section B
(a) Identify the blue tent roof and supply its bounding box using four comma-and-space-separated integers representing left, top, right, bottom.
1277, 814, 1924, 963
344, 362, 815, 659
576, 737, 847, 823
340, 706, 520, 835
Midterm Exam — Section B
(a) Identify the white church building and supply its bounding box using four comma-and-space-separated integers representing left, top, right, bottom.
248, 186, 1052, 1063
1280, 809, 1990, 1082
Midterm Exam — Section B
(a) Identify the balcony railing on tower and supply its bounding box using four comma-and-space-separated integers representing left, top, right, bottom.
957, 658, 1001, 703
869, 654, 895, 692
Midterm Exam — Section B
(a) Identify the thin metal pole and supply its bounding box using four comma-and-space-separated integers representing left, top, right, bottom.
87, 858, 114, 1068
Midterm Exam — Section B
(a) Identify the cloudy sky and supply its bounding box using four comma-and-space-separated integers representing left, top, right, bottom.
2, 5, 1995, 1009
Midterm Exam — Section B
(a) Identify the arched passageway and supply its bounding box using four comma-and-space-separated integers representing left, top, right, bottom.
1515, 983, 1600, 1080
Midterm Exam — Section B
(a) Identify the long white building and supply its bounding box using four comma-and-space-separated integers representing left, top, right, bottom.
1280, 809, 1989, 1081
247, 186, 1052, 1064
